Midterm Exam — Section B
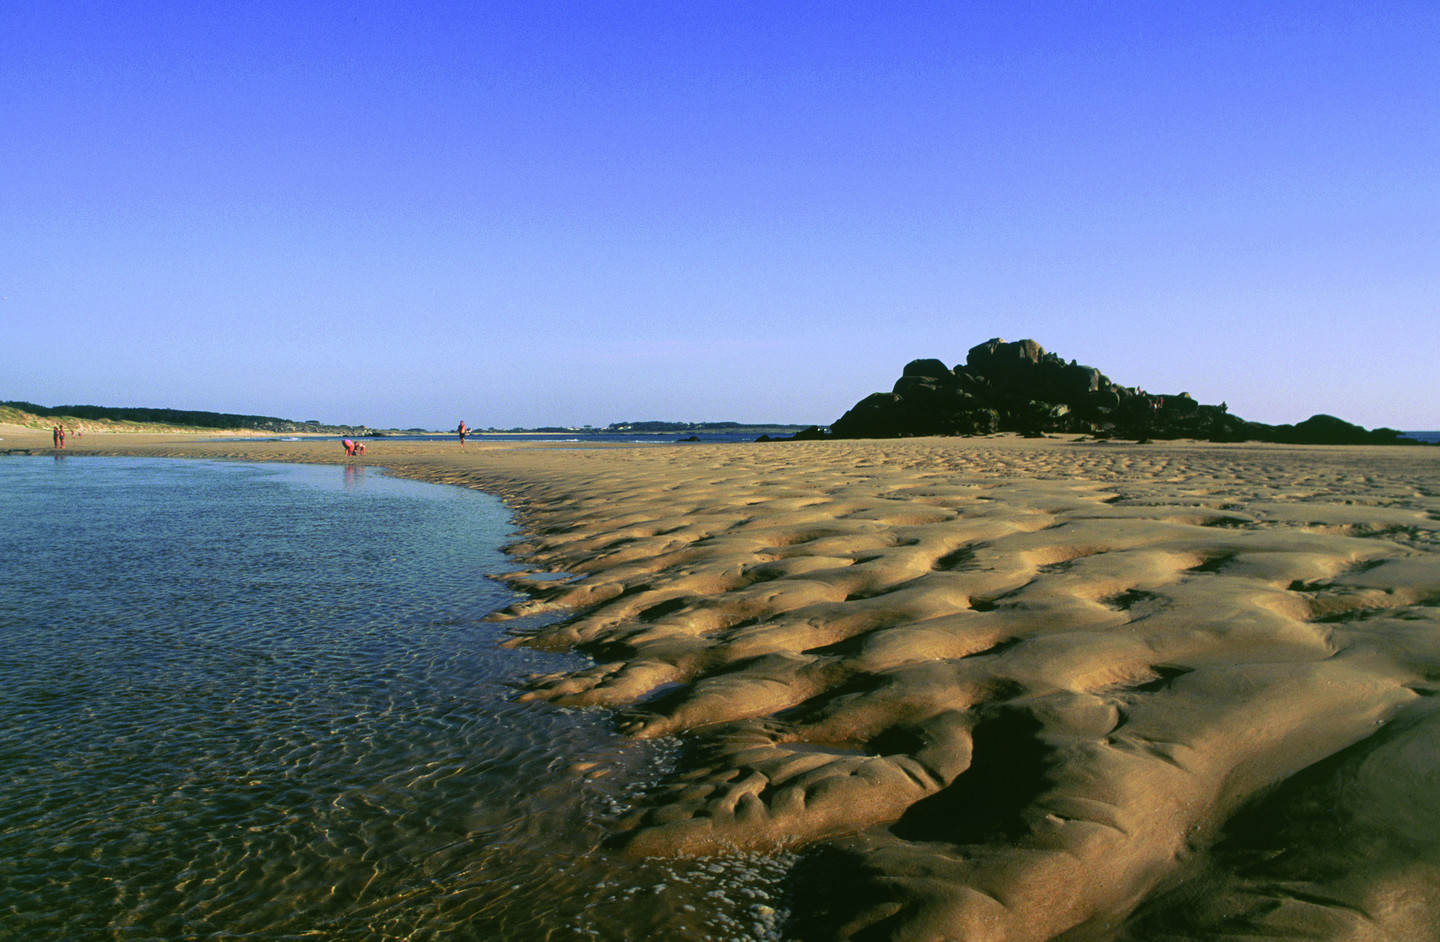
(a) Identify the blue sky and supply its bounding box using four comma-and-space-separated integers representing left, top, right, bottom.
4, 2, 1436, 430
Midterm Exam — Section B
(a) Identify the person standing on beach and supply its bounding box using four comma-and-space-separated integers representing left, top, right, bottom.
457, 421, 468, 447
53, 424, 61, 448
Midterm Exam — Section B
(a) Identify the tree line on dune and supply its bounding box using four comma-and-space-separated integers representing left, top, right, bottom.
0, 401, 360, 434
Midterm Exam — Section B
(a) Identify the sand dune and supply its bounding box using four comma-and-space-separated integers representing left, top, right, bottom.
15, 428, 1440, 940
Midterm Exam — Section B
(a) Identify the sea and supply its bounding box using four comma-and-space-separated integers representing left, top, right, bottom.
0, 456, 793, 942
256, 432, 794, 445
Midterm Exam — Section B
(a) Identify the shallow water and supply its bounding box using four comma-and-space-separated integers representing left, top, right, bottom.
0, 457, 792, 941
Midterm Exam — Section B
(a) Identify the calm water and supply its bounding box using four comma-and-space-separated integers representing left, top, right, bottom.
0, 457, 791, 942
250, 432, 785, 445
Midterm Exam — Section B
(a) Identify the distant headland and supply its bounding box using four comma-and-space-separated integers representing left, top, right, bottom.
797, 338, 1422, 445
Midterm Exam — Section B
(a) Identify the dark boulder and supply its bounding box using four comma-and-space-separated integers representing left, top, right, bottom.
1276, 415, 1409, 445
966, 338, 1045, 371
902, 358, 954, 380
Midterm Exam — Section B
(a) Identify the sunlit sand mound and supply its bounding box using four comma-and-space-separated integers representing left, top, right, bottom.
477, 438, 1440, 941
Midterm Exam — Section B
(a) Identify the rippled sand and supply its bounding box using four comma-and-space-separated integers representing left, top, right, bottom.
24, 428, 1440, 941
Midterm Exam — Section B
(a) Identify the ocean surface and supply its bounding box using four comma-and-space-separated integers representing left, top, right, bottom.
249, 431, 796, 445
0, 457, 792, 942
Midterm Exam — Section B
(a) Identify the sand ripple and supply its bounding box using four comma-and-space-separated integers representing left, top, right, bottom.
462, 438, 1440, 941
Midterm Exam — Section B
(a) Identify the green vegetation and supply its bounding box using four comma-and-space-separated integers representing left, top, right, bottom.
0, 401, 367, 435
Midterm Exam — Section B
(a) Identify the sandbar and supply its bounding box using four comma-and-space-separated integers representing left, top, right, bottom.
10, 426, 1440, 940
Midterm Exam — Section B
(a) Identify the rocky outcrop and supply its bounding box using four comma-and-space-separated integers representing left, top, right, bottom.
827, 338, 1412, 444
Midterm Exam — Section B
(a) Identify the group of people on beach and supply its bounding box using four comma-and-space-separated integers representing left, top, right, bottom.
338, 423, 472, 456
51, 423, 87, 447
51, 424, 81, 447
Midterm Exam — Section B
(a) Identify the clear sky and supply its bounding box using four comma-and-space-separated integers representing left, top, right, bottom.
4, 1, 1437, 430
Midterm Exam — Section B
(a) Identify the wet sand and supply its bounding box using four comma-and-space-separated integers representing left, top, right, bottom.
12, 425, 1440, 940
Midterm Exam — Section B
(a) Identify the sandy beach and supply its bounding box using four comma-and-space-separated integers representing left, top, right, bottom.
10, 426, 1440, 940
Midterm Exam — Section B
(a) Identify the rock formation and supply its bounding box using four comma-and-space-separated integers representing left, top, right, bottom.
825, 338, 1412, 444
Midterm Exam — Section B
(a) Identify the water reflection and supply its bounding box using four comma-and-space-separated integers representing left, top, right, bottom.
0, 457, 794, 942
